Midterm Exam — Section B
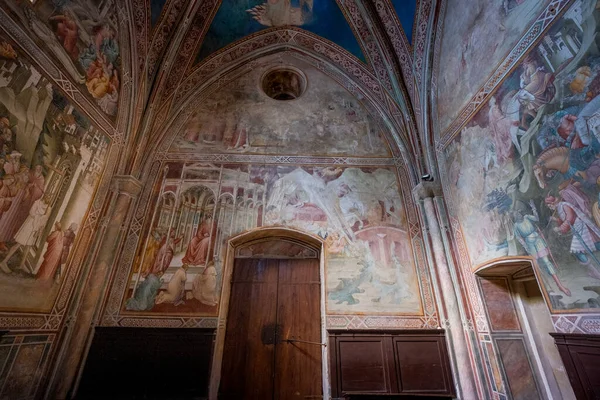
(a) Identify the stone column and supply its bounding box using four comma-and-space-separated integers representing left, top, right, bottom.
414, 182, 478, 399
50, 175, 142, 399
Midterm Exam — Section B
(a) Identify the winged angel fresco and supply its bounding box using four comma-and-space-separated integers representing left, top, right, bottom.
247, 0, 314, 27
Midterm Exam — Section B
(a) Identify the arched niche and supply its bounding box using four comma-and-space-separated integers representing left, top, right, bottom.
474, 258, 575, 399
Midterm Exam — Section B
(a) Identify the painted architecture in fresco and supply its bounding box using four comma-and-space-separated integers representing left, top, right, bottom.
437, 0, 550, 131
442, 0, 600, 311
123, 163, 421, 315
0, 33, 109, 311
170, 60, 390, 157
1, 0, 121, 117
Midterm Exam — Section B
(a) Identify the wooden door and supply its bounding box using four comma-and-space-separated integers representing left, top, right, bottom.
220, 257, 322, 400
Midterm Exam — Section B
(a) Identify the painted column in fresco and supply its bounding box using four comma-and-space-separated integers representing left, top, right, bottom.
415, 182, 478, 399
51, 175, 142, 399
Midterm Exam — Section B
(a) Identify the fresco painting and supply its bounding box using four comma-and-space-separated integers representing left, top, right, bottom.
437, 0, 550, 132
170, 58, 390, 157
0, 35, 110, 311
443, 0, 600, 311
124, 163, 422, 315
196, 0, 365, 62
2, 0, 121, 117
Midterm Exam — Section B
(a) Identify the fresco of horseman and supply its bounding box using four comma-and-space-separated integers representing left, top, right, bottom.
545, 193, 600, 281
533, 105, 600, 190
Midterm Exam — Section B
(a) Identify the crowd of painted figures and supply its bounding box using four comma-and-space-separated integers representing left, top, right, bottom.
0, 118, 76, 281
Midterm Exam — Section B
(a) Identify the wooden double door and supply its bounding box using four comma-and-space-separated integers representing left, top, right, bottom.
219, 257, 322, 400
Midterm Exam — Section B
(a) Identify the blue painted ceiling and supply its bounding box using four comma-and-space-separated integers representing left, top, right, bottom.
195, 0, 366, 64
151, 0, 169, 27
390, 0, 417, 44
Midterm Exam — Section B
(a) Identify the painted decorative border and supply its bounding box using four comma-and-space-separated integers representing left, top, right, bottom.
552, 314, 600, 334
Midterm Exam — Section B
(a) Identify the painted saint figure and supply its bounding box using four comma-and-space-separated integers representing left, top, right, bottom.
512, 201, 571, 295
36, 222, 64, 281
56, 223, 78, 280
156, 263, 189, 306
0, 197, 50, 274
126, 273, 163, 311
190, 261, 218, 306
146, 231, 182, 277
48, 12, 80, 59
182, 216, 212, 266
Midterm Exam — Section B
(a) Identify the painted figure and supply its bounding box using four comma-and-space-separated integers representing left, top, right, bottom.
48, 13, 80, 59
190, 261, 218, 306
182, 216, 212, 266
156, 263, 189, 306
57, 223, 77, 280
517, 56, 555, 128
488, 96, 515, 164
126, 273, 163, 311
247, 0, 313, 27
140, 230, 161, 275
0, 197, 50, 274
512, 201, 571, 295
147, 232, 182, 277
36, 222, 64, 281
546, 195, 600, 281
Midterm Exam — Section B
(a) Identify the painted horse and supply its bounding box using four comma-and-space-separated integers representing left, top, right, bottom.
533, 145, 600, 189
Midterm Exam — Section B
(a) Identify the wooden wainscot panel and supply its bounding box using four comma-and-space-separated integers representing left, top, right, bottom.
551, 333, 600, 400
329, 330, 455, 399
77, 328, 216, 399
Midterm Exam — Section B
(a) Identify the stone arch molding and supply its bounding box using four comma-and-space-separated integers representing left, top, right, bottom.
136, 39, 418, 183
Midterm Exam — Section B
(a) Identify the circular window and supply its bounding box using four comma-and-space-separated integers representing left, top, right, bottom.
261, 68, 306, 101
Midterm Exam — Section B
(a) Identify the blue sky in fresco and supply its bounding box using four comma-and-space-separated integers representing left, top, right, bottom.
196, 0, 366, 63
390, 0, 417, 44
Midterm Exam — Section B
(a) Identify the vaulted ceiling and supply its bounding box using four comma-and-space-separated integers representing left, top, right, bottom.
126, 0, 434, 183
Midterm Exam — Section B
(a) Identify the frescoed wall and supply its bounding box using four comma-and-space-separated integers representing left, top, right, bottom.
123, 163, 422, 315
0, 33, 110, 312
169, 58, 390, 157
436, 0, 550, 132
441, 0, 600, 312
1, 0, 121, 117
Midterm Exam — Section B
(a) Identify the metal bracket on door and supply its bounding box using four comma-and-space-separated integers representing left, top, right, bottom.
284, 338, 327, 347
261, 324, 282, 345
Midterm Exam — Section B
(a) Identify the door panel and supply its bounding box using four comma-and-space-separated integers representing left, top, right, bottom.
220, 258, 279, 400
275, 259, 322, 400
220, 257, 322, 400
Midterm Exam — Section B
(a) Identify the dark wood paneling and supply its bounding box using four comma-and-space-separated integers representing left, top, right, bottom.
220, 257, 322, 400
329, 331, 454, 398
551, 333, 600, 400
275, 258, 322, 399
495, 338, 540, 400
220, 258, 278, 400
338, 339, 391, 393
394, 339, 449, 393
77, 327, 215, 399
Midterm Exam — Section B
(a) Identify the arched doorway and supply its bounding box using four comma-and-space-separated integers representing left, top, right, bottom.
210, 227, 327, 400
475, 259, 575, 400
